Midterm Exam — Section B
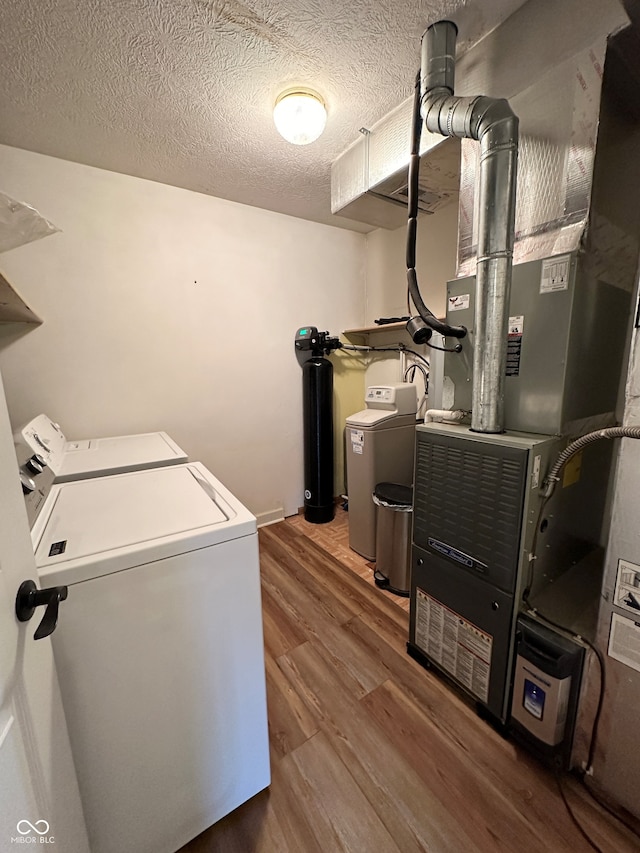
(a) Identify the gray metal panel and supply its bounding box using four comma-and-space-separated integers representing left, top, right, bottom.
444, 253, 631, 435
410, 544, 515, 722
413, 422, 603, 597
410, 425, 566, 722
505, 257, 575, 435
563, 274, 631, 428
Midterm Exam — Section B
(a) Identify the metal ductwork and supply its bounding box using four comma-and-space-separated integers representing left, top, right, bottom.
331, 101, 461, 231
421, 21, 518, 434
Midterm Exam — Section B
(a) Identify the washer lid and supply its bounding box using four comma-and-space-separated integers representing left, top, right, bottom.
57, 431, 188, 480
33, 463, 256, 586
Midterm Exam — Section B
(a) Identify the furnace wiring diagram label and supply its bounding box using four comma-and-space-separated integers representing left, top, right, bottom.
414, 588, 492, 702
613, 558, 640, 615
608, 612, 640, 674
540, 254, 570, 293
350, 429, 364, 454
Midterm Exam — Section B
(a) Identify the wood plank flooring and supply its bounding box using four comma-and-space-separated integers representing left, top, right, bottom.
180, 518, 640, 853
287, 504, 411, 612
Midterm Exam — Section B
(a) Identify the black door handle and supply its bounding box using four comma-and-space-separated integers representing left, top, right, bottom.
15, 580, 68, 640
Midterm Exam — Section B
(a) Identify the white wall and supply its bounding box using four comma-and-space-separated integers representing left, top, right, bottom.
0, 145, 365, 520
361, 201, 459, 400
365, 200, 458, 323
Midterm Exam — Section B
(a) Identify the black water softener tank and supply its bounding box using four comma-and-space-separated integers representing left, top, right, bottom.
295, 327, 341, 524
302, 355, 334, 523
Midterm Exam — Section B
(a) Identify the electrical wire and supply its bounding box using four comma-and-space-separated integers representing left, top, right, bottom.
543, 427, 640, 499
404, 362, 429, 417
404, 362, 429, 388
405, 70, 466, 341
577, 774, 640, 842
555, 772, 605, 853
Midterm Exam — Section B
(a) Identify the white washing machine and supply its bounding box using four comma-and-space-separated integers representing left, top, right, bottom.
15, 413, 187, 481
22, 458, 270, 853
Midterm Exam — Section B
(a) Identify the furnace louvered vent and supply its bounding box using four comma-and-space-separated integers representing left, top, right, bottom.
413, 433, 527, 593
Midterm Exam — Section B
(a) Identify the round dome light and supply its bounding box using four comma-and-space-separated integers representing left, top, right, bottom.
273, 89, 327, 145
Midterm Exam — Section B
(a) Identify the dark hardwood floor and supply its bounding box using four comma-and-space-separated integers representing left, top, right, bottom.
180, 518, 640, 853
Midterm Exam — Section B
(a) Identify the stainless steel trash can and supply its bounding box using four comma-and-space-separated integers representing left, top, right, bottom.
373, 482, 413, 597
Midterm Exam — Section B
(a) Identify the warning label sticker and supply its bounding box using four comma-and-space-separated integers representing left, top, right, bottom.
350, 429, 364, 455
613, 558, 640, 616
608, 612, 640, 674
506, 314, 524, 377
540, 255, 570, 293
414, 588, 492, 702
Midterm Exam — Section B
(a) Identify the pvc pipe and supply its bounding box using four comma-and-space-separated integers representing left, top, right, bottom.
425, 409, 466, 423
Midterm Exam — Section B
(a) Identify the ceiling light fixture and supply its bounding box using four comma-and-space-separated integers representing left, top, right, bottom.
273, 88, 327, 145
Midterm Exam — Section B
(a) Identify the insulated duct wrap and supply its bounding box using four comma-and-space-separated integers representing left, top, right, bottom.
450, 0, 629, 273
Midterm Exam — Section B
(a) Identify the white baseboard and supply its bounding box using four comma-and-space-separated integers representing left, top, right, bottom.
256, 507, 285, 528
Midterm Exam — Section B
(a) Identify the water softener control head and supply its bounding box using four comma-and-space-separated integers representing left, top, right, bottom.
295, 327, 342, 355
295, 326, 319, 350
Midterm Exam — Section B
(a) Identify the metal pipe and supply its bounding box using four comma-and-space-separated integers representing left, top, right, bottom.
420, 21, 519, 433
421, 20, 457, 94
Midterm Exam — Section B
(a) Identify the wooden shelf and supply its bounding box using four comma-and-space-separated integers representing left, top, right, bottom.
343, 321, 408, 337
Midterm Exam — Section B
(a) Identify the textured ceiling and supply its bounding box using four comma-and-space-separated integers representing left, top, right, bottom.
1, 0, 527, 231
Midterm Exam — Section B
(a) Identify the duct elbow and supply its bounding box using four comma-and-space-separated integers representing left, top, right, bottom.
473, 97, 519, 147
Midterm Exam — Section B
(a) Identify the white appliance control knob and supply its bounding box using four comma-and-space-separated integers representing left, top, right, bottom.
20, 473, 37, 493
26, 454, 46, 474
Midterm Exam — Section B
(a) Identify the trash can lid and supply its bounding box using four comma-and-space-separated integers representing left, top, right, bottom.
373, 482, 413, 506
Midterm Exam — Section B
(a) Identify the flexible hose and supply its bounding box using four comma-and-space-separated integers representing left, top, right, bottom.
406, 72, 466, 341
543, 427, 640, 497
527, 426, 640, 596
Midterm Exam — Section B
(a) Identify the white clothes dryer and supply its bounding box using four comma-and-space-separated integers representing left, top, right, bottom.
25, 462, 270, 853
15, 413, 187, 481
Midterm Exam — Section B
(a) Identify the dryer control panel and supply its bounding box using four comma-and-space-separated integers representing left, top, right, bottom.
15, 413, 67, 474
15, 436, 56, 529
